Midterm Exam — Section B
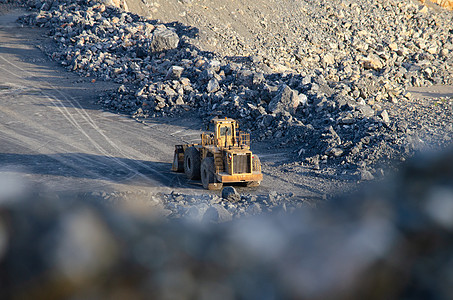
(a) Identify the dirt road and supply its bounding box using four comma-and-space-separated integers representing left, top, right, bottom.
0, 7, 337, 203
0, 8, 197, 196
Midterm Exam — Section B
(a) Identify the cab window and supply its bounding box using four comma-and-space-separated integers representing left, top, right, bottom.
219, 125, 232, 136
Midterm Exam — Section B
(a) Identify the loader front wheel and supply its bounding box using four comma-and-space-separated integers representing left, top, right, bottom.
184, 147, 201, 180
201, 157, 222, 190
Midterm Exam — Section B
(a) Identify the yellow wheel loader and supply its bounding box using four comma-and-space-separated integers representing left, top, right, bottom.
172, 117, 263, 190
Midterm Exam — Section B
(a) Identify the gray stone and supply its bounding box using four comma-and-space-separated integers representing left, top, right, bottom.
356, 104, 375, 118
236, 70, 254, 86
246, 203, 262, 215
339, 117, 355, 125
175, 96, 185, 105
298, 93, 308, 106
185, 203, 209, 221
301, 76, 311, 85
222, 186, 240, 202
322, 53, 335, 65
118, 85, 127, 93
252, 72, 265, 86
328, 148, 344, 157
206, 78, 220, 93
268, 84, 301, 114
207, 60, 221, 72
351, 145, 361, 155
165, 66, 184, 80
380, 110, 390, 123
199, 69, 214, 83
202, 205, 232, 223
359, 169, 375, 181
209, 195, 222, 204
362, 54, 383, 70
224, 63, 240, 75
149, 27, 179, 53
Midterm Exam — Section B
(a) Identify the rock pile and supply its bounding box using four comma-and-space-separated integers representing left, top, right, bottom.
162, 189, 303, 222
89, 187, 305, 222
16, 0, 453, 177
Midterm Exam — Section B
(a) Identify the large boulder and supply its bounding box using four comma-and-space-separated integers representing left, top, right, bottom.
149, 27, 179, 53
268, 84, 303, 114
221, 186, 240, 202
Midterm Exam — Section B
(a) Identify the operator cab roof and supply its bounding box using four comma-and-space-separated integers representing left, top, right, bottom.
211, 116, 236, 124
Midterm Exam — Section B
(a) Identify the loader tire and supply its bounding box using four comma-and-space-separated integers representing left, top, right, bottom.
201, 157, 222, 190
184, 147, 201, 180
252, 154, 261, 172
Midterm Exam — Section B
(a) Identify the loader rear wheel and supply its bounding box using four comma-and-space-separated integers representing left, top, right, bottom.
184, 147, 201, 180
201, 157, 222, 190
252, 154, 261, 172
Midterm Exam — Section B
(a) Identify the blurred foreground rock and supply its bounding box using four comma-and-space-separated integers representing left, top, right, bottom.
0, 147, 452, 299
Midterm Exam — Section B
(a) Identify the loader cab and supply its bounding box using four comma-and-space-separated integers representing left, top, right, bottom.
212, 117, 237, 148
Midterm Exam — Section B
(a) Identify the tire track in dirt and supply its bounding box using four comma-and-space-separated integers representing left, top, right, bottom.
0, 14, 181, 191
0, 55, 182, 188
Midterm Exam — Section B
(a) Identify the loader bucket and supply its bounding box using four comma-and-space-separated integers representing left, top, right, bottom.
171, 145, 185, 172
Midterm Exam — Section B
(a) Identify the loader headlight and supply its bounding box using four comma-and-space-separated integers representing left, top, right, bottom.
228, 153, 232, 160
